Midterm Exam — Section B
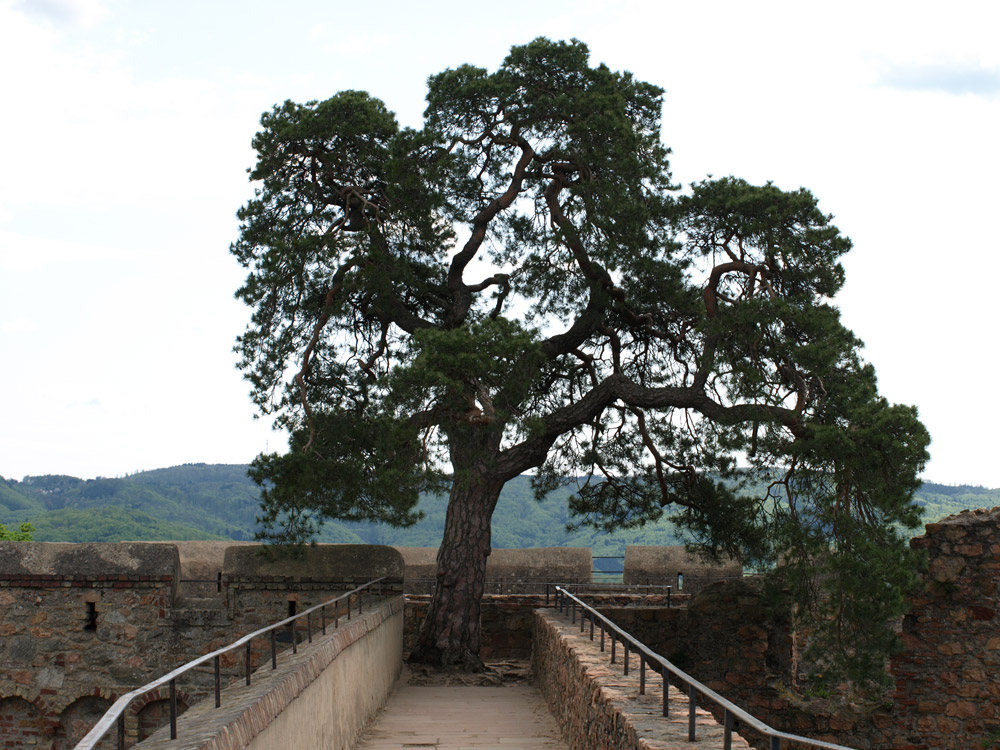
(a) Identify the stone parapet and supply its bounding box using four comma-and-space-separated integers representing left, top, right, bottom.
136, 596, 404, 749
394, 546, 591, 593
0, 542, 402, 747
888, 507, 1000, 749
223, 544, 404, 585
0, 542, 180, 596
623, 546, 741, 593
532, 608, 752, 749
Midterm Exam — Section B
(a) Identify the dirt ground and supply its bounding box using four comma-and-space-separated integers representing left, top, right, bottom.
403, 659, 533, 686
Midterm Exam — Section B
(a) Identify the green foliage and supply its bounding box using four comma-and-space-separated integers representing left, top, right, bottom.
0, 521, 34, 541
3, 464, 262, 542
232, 37, 930, 677
29, 507, 224, 542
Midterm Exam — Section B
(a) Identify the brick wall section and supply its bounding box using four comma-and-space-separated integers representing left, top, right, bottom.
887, 507, 1000, 750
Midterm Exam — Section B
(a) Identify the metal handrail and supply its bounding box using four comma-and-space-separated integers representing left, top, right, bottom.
554, 586, 856, 750
403, 579, 677, 601
75, 577, 391, 750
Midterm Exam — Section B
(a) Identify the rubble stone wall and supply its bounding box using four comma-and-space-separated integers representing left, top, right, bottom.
532, 608, 752, 749
888, 507, 1000, 749
0, 542, 403, 749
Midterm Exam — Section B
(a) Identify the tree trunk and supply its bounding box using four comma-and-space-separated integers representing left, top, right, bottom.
408, 473, 504, 669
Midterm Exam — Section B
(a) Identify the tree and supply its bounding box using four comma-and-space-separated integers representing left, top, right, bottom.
232, 38, 929, 679
0, 522, 34, 541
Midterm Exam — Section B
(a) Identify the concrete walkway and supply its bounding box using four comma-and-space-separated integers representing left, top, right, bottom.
355, 673, 567, 749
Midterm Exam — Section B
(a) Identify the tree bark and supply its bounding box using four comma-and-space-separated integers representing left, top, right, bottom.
407, 471, 504, 669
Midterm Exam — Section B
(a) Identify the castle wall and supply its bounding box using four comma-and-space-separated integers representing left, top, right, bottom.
889, 507, 1000, 749
0, 542, 403, 748
604, 509, 1000, 750
394, 546, 592, 594
622, 545, 742, 593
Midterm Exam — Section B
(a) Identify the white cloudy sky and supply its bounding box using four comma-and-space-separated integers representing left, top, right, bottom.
1, 0, 998, 486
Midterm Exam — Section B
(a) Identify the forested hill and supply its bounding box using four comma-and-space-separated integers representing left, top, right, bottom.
1, 465, 997, 550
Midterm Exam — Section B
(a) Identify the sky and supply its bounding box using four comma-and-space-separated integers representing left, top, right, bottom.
1, 0, 998, 486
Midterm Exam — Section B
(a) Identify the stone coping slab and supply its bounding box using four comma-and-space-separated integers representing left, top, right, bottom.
0, 541, 180, 580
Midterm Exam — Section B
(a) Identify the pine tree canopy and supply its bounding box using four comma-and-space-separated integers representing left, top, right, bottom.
232, 38, 930, 681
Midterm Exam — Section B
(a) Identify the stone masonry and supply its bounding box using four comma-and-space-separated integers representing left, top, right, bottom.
888, 507, 1000, 749
0, 542, 403, 748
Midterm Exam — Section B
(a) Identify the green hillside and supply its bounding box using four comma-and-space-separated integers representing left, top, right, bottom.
2, 466, 997, 547
29, 506, 228, 542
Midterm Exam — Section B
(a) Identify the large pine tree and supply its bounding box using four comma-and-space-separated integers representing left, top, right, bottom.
232, 38, 928, 682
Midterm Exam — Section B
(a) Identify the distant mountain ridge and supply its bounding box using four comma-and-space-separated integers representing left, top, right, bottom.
1, 464, 997, 549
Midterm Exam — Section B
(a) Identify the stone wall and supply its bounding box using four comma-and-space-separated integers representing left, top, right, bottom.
0, 542, 403, 748
602, 509, 1000, 750
394, 546, 592, 594
599, 580, 876, 749
136, 597, 403, 750
623, 545, 742, 593
404, 591, 679, 661
0, 542, 180, 748
532, 608, 752, 748
888, 507, 1000, 749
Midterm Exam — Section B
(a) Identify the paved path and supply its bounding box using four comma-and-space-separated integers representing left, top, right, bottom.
355, 674, 567, 749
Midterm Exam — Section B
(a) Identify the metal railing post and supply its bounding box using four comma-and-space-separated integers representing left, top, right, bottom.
662, 667, 669, 717
724, 709, 733, 750
117, 714, 125, 750
589, 612, 594, 640
611, 633, 616, 664
600, 621, 605, 651
214, 655, 221, 707
688, 684, 697, 742
169, 678, 177, 740
271, 629, 277, 669
639, 654, 645, 694
291, 619, 298, 654
771, 738, 781, 750
624, 642, 629, 675
245, 642, 252, 686
321, 605, 327, 635
307, 612, 312, 643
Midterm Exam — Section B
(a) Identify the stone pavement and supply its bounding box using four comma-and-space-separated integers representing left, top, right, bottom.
354, 670, 567, 750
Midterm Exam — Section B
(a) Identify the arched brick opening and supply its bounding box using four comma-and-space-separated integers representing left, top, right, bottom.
136, 697, 189, 742
0, 696, 45, 746
52, 695, 114, 749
